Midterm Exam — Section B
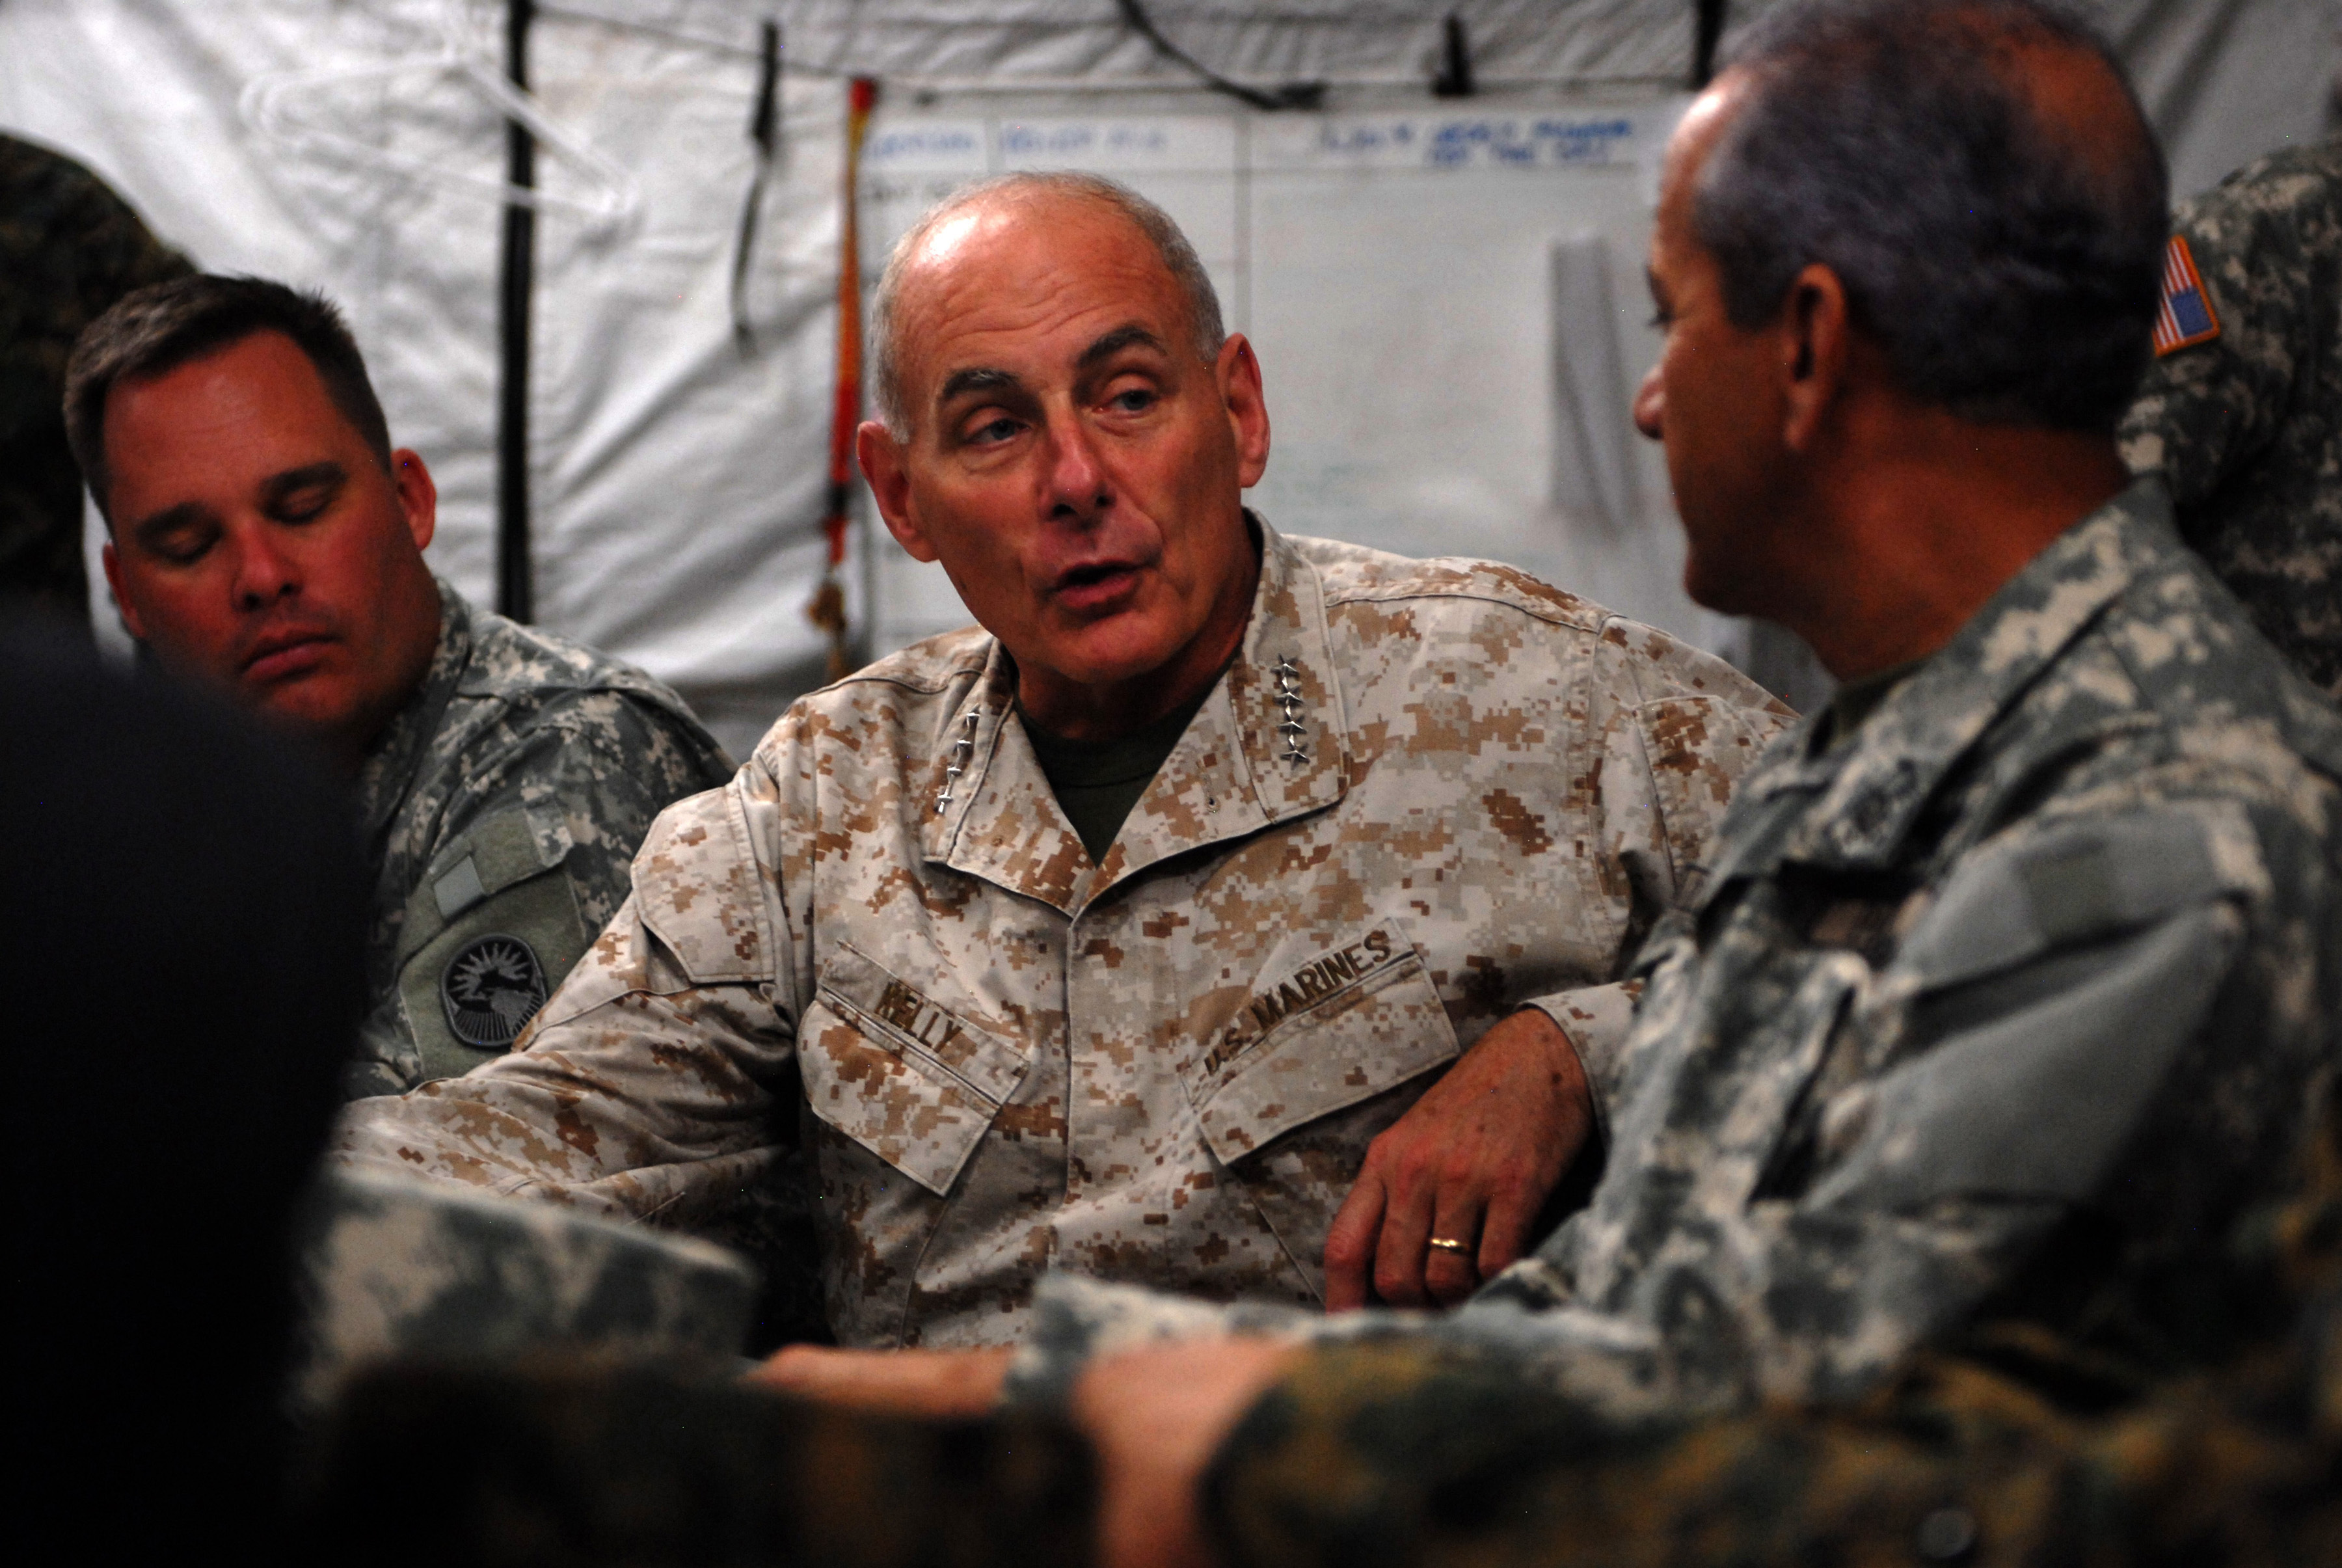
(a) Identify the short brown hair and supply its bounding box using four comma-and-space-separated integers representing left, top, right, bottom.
64, 275, 393, 520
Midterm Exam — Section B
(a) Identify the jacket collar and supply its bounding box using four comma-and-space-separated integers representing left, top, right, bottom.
354, 577, 468, 850
920, 518, 1350, 915
1706, 477, 2177, 887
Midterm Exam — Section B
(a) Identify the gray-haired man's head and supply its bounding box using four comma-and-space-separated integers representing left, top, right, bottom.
850, 169, 1270, 741
869, 172, 1225, 439
1697, 0, 2167, 433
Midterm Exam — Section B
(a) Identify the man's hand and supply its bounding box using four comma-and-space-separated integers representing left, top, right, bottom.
1323, 1008, 1594, 1310
1072, 1338, 1300, 1568
745, 1344, 1014, 1419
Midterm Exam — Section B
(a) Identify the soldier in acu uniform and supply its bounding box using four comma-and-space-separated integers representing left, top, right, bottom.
2118, 135, 2341, 697
64, 276, 734, 1098
337, 172, 1791, 1350
0, 134, 190, 626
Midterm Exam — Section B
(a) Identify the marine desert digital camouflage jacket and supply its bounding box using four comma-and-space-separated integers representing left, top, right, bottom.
336, 524, 1789, 1347
1010, 481, 2342, 1422
2120, 135, 2341, 697
350, 580, 734, 1097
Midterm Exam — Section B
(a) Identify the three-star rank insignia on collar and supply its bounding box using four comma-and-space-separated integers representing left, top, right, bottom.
440, 933, 549, 1051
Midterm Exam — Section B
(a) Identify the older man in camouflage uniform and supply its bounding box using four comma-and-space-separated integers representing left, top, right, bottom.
65, 276, 733, 1098
0, 134, 190, 626
2118, 134, 2340, 698
337, 172, 1788, 1349
755, 7, 2341, 1562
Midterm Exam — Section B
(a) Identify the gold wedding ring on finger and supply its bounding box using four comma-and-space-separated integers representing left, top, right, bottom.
1426, 1236, 1473, 1256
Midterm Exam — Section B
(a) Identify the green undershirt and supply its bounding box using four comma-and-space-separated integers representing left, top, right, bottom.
1021, 684, 1215, 863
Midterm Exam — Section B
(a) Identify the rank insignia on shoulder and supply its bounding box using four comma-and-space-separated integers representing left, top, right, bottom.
440, 933, 549, 1051
2151, 234, 2220, 355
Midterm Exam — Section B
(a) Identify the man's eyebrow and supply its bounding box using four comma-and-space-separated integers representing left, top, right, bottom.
937, 366, 1021, 405
258, 461, 347, 507
1077, 324, 1168, 370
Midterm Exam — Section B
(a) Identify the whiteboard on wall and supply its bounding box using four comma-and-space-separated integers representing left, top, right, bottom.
855, 91, 1742, 668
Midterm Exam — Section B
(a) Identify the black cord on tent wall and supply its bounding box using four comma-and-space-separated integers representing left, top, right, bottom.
498, 0, 535, 624
731, 19, 783, 355
1693, 0, 1729, 88
1114, 0, 1325, 111
1433, 12, 1475, 97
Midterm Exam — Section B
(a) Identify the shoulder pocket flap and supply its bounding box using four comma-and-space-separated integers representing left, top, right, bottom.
397, 807, 573, 966
1893, 804, 2264, 994
1633, 695, 1772, 899
636, 785, 772, 982
799, 943, 1029, 1196
1196, 932, 1458, 1164
1811, 904, 2239, 1211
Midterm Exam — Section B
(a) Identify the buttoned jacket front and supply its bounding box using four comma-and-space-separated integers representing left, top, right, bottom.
338, 525, 1786, 1345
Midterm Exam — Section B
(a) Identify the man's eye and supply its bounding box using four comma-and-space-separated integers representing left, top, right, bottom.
1107, 388, 1157, 414
1647, 306, 1673, 329
157, 534, 214, 565
276, 489, 334, 522
967, 416, 1022, 445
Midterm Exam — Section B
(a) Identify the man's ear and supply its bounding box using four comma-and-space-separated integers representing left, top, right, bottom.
1780, 263, 1850, 455
392, 448, 437, 552
857, 420, 938, 563
99, 539, 146, 642
1216, 334, 1271, 489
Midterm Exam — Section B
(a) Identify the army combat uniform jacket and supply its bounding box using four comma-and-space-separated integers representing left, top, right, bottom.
1012, 481, 2342, 1420
349, 580, 734, 1098
2120, 135, 2340, 697
338, 526, 1788, 1346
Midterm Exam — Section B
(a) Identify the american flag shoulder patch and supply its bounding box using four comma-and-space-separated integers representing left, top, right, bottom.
2152, 234, 2221, 356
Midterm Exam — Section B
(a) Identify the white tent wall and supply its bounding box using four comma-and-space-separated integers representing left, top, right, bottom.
4, 1, 2334, 757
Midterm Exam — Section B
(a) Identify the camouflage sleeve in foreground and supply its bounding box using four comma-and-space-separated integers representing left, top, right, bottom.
293, 1169, 757, 1413
1204, 1096, 2342, 1568
2117, 137, 2342, 696
299, 1366, 1095, 1568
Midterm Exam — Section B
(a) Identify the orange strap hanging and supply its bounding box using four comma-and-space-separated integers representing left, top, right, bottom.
807, 76, 878, 679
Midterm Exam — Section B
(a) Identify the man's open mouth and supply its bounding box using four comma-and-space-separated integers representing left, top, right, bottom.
1051, 561, 1146, 614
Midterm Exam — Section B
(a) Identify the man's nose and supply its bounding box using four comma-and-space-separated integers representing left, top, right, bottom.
231, 526, 301, 610
1042, 414, 1112, 522
1632, 364, 1665, 442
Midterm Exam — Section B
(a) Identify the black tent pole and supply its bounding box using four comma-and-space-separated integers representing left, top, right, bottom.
497, 0, 536, 623
1692, 0, 1728, 89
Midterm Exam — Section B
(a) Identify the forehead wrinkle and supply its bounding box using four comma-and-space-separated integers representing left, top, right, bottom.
891, 196, 1191, 414
1077, 324, 1168, 370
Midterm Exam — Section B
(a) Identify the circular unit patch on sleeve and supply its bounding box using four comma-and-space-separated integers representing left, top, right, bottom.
439, 932, 550, 1051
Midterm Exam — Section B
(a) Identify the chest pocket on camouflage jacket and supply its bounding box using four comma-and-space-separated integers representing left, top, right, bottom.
1191, 918, 1461, 1299
799, 943, 1029, 1196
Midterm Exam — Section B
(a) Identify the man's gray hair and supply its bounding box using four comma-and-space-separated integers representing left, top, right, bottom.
1698, 0, 2168, 433
868, 171, 1226, 437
